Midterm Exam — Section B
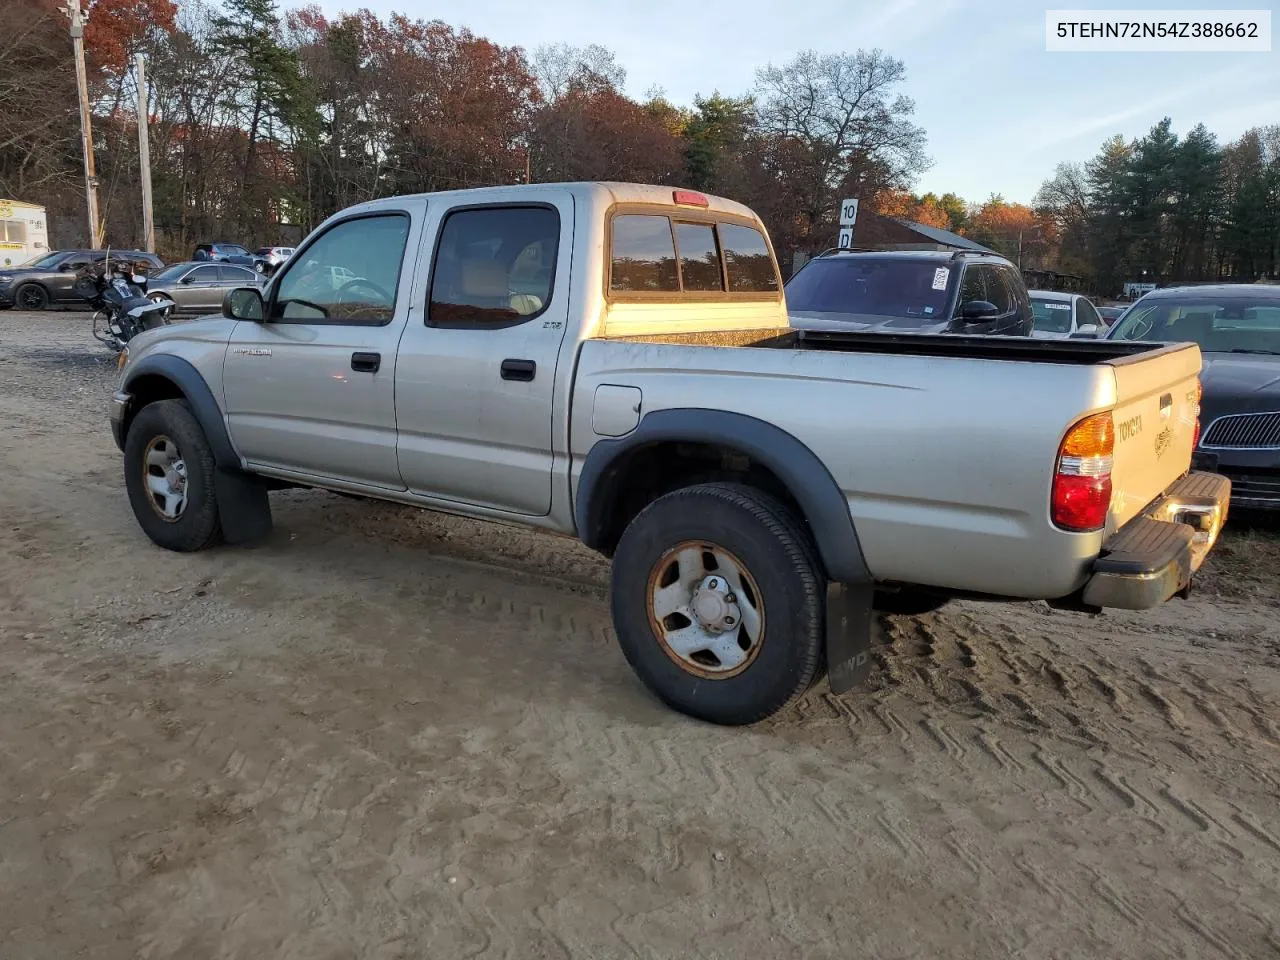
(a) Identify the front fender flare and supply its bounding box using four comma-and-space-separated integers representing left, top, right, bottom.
575, 408, 871, 584
121, 354, 240, 470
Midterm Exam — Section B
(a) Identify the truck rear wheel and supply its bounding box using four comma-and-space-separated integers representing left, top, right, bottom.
123, 399, 224, 552
610, 482, 826, 725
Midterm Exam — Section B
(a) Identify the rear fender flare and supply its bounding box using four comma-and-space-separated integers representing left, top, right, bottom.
575, 408, 871, 584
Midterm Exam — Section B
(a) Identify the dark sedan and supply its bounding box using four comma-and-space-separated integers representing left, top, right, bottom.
0, 249, 165, 310
1105, 284, 1280, 510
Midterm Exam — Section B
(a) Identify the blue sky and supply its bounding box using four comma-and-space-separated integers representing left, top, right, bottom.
294, 0, 1280, 204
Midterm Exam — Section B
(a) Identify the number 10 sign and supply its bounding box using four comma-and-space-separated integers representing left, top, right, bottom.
838, 198, 858, 248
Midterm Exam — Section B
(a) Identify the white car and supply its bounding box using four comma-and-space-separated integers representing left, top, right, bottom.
1028, 290, 1107, 339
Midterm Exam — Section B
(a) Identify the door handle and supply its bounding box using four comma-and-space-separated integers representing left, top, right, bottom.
351, 351, 381, 373
500, 358, 536, 382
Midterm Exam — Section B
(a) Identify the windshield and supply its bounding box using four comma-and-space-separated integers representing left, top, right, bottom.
1108, 297, 1280, 354
18, 252, 65, 269
785, 257, 954, 321
1031, 297, 1073, 333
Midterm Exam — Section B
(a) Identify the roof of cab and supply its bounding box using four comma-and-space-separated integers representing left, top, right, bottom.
339, 182, 760, 222
1027, 289, 1076, 301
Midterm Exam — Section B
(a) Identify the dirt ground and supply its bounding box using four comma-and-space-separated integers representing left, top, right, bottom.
1, 310, 1278, 960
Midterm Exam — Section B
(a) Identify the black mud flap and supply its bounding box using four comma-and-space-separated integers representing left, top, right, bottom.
214, 469, 273, 545
826, 582, 878, 695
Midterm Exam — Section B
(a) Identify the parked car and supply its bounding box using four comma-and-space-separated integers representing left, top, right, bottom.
252, 246, 295, 275
1097, 305, 1125, 326
0, 248, 164, 310
785, 248, 1035, 337
144, 261, 266, 316
1028, 289, 1108, 339
192, 242, 256, 268
108, 183, 1227, 726
1104, 283, 1280, 511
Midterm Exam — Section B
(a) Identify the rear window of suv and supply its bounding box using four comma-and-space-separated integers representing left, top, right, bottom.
609, 213, 779, 297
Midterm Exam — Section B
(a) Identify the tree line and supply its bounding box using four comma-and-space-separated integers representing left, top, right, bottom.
1035, 118, 1280, 291
3, 0, 1276, 292
2, 0, 928, 272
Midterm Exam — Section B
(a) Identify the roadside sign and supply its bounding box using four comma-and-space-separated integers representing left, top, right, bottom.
839, 198, 859, 226
837, 227, 854, 249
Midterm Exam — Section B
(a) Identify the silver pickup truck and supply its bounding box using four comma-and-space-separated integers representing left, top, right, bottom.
108, 182, 1230, 725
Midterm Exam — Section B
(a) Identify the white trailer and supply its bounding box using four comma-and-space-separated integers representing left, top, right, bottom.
0, 200, 50, 268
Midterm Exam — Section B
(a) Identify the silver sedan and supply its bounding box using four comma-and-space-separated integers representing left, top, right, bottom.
146, 261, 266, 316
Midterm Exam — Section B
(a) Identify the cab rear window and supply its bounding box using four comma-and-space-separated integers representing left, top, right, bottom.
609, 214, 778, 296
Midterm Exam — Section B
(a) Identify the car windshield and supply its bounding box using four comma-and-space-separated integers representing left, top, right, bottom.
1031, 297, 1073, 333
1108, 297, 1280, 354
253, 248, 271, 256
18, 252, 65, 269
785, 257, 954, 321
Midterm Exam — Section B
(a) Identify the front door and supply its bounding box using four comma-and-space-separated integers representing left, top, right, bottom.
222, 207, 421, 489
176, 264, 225, 312
395, 197, 573, 515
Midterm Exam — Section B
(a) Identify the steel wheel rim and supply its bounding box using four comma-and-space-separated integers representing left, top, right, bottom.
645, 540, 766, 679
142, 434, 188, 522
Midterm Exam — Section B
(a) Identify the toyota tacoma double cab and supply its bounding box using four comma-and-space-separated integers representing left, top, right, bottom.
108, 182, 1230, 725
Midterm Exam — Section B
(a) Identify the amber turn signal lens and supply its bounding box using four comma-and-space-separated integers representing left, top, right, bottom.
1060, 412, 1114, 459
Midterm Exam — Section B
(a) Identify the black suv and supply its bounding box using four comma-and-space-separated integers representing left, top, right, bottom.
0, 249, 166, 311
785, 248, 1034, 337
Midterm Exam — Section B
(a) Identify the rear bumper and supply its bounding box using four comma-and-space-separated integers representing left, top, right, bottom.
1081, 471, 1231, 610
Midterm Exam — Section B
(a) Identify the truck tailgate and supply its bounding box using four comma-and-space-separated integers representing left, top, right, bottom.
1105, 343, 1202, 529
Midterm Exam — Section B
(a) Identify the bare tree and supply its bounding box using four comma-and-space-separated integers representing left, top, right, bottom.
754, 48, 928, 250
531, 42, 625, 102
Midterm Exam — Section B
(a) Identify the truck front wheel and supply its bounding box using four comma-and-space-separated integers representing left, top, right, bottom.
610, 482, 826, 725
123, 399, 224, 552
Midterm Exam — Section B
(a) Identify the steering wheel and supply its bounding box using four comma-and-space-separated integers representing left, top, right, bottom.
336, 278, 394, 319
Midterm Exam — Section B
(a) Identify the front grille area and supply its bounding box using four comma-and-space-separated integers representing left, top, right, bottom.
1201, 411, 1280, 449
1219, 467, 1280, 507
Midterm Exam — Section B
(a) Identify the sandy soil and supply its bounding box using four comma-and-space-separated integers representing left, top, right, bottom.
1, 311, 1278, 960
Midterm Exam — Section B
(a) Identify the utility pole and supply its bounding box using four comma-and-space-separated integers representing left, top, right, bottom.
64, 0, 102, 247
135, 53, 155, 253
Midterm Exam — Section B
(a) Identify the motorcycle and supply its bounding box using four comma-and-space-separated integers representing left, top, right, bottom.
75, 258, 172, 353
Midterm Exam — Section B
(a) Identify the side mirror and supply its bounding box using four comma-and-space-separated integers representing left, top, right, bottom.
179, 275, 194, 284
1070, 324, 1100, 339
224, 286, 265, 321
959, 300, 1000, 321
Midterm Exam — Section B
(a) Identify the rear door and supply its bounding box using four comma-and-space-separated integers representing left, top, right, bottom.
394, 197, 573, 515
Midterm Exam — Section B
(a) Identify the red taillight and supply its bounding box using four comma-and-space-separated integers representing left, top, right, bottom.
1052, 412, 1114, 532
673, 189, 709, 208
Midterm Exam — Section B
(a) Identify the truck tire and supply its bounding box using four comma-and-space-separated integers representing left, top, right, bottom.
123, 399, 224, 552
610, 482, 826, 725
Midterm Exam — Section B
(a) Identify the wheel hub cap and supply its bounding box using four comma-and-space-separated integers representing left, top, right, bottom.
142, 435, 188, 522
691, 576, 741, 632
646, 542, 766, 679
